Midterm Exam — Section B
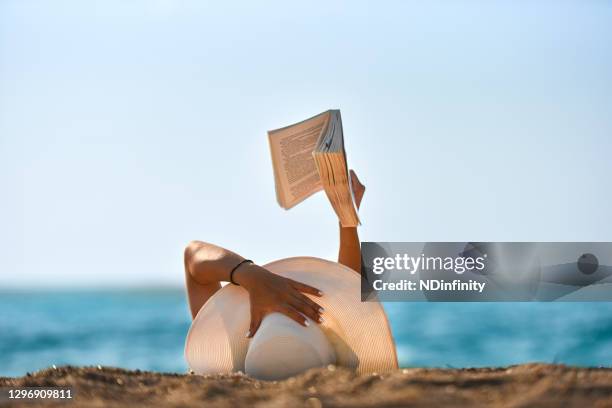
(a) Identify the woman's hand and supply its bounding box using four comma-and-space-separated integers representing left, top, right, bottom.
233, 263, 324, 338
337, 170, 365, 273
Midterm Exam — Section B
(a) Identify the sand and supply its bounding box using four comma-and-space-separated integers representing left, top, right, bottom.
2, 364, 612, 407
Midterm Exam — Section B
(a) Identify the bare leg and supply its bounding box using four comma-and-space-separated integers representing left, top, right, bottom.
338, 170, 365, 273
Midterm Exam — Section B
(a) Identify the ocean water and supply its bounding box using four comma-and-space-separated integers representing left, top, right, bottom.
1, 290, 612, 377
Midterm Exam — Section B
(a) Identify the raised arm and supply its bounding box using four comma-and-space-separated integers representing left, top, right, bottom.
337, 170, 365, 273
184, 241, 324, 336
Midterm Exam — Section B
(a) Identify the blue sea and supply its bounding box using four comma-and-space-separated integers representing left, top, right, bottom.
1, 290, 612, 377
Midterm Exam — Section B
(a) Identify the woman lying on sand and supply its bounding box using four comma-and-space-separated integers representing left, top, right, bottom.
183, 170, 397, 380
183, 170, 365, 337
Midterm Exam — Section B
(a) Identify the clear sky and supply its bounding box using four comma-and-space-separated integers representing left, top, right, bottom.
1, 0, 611, 288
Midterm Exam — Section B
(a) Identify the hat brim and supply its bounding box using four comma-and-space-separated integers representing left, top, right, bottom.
185, 256, 398, 375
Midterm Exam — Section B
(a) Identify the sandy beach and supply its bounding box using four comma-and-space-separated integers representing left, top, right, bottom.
2, 364, 612, 407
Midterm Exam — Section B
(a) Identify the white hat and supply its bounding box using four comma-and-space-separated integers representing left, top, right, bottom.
185, 257, 398, 380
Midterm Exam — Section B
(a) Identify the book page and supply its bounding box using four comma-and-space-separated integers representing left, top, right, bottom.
268, 112, 330, 209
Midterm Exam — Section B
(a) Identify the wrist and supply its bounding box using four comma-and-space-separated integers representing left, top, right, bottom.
340, 224, 358, 234
232, 262, 261, 288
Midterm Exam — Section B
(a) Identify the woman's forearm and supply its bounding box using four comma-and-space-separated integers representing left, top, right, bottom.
338, 224, 361, 273
184, 241, 250, 318
184, 240, 247, 285
183, 240, 324, 332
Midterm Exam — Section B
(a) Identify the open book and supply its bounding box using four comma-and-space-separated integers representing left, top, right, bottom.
268, 110, 359, 227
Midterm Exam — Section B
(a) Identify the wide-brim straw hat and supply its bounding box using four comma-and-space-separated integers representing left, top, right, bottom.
185, 256, 398, 379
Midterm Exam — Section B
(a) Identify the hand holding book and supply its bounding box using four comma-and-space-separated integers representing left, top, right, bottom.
267, 110, 360, 227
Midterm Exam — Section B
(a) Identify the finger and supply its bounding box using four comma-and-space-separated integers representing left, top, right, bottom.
287, 279, 322, 297
247, 310, 263, 338
291, 292, 324, 314
288, 296, 323, 323
278, 304, 309, 327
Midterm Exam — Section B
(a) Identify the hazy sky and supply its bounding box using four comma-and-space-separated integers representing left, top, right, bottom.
1, 0, 611, 288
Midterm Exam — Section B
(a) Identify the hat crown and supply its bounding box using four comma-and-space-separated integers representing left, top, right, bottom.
245, 313, 336, 381
185, 257, 398, 379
